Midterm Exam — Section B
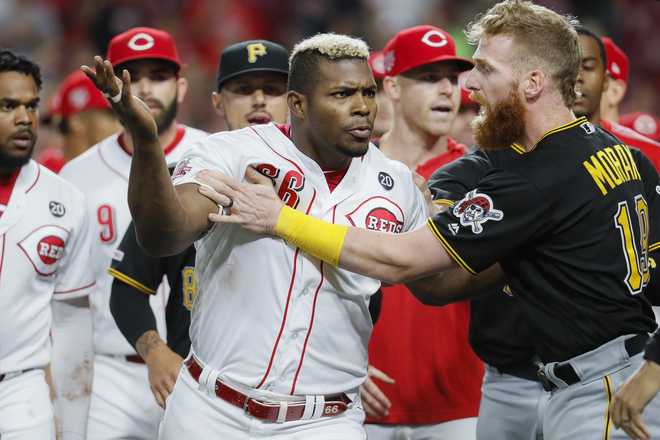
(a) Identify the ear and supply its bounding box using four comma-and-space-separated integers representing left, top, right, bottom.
176, 77, 188, 104
611, 79, 627, 106
522, 69, 544, 101
287, 91, 306, 120
211, 91, 226, 117
383, 76, 400, 101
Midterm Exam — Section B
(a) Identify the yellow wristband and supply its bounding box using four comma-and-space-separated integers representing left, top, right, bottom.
274, 206, 348, 266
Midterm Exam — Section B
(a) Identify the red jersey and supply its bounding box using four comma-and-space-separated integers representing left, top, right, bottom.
600, 119, 660, 171
367, 138, 483, 425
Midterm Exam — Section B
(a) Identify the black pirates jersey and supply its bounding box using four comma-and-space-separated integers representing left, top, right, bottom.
428, 151, 537, 369
428, 117, 658, 362
109, 221, 195, 358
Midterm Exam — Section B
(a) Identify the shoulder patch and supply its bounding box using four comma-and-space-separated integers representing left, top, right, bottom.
452, 189, 503, 234
49, 201, 66, 217
378, 171, 394, 190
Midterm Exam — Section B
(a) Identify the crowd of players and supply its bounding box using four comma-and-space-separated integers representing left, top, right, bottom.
0, 1, 659, 439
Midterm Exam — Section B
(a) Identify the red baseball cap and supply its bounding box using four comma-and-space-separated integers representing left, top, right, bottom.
382, 25, 473, 77
619, 112, 660, 142
52, 70, 110, 118
602, 37, 629, 83
368, 50, 387, 81
107, 27, 181, 70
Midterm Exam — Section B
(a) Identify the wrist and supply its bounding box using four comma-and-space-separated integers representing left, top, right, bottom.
143, 339, 169, 364
274, 206, 348, 266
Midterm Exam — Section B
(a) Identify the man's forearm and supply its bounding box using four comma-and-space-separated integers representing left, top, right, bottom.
406, 263, 505, 306
127, 136, 192, 255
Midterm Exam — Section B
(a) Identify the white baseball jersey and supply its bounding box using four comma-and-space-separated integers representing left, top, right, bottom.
59, 125, 207, 355
0, 161, 95, 374
172, 123, 427, 397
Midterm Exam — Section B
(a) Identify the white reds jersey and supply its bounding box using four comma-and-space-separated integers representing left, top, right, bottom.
172, 123, 428, 397
0, 161, 95, 374
60, 125, 207, 355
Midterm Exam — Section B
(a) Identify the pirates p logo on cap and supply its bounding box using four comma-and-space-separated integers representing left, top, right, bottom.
247, 43, 268, 63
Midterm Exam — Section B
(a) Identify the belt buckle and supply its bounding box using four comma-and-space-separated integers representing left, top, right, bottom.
536, 366, 555, 392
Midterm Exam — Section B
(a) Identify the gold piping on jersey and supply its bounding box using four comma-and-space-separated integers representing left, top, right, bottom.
649, 242, 660, 253
433, 199, 455, 207
602, 375, 613, 440
509, 117, 589, 154
426, 219, 477, 275
583, 144, 641, 196
107, 267, 156, 295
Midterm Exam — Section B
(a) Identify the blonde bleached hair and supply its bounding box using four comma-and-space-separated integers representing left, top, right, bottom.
465, 0, 580, 107
290, 33, 369, 66
288, 33, 370, 95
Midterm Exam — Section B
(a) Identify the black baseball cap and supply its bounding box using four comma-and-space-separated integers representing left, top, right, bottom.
216, 40, 289, 89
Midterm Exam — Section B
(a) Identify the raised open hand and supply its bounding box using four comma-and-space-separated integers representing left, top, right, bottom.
81, 56, 157, 143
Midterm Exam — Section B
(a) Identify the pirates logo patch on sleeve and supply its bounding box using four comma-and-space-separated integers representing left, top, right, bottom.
452, 189, 503, 234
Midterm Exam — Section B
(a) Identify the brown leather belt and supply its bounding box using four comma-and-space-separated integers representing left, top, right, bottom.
184, 356, 351, 423
125, 355, 145, 364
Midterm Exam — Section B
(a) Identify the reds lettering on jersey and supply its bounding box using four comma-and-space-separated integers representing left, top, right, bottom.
0, 161, 95, 374
172, 123, 427, 398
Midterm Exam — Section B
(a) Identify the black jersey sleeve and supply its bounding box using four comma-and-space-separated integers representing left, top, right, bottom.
109, 278, 157, 350
108, 221, 164, 294
427, 169, 552, 274
428, 151, 491, 203
644, 329, 660, 365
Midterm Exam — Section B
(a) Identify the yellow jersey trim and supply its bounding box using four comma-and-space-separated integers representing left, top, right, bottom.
433, 199, 455, 207
649, 242, 660, 253
426, 219, 477, 275
510, 117, 588, 154
107, 267, 156, 295
602, 375, 613, 440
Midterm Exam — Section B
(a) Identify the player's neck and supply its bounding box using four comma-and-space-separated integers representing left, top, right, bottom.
0, 165, 20, 179
585, 107, 602, 126
379, 118, 448, 169
521, 102, 575, 150
290, 122, 352, 170
121, 122, 179, 155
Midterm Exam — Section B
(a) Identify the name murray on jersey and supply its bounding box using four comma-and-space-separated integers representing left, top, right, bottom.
583, 143, 642, 196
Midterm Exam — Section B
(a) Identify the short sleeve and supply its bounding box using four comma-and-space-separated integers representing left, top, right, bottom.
427, 169, 551, 274
53, 196, 96, 300
171, 134, 243, 187
108, 222, 163, 295
428, 151, 490, 204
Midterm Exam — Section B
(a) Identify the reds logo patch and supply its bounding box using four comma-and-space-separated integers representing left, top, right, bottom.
18, 225, 69, 276
346, 196, 404, 233
452, 189, 503, 234
172, 159, 192, 180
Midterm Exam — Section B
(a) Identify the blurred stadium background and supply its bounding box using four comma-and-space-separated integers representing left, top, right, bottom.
0, 0, 657, 154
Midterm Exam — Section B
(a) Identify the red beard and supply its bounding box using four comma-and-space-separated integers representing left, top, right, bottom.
472, 87, 527, 151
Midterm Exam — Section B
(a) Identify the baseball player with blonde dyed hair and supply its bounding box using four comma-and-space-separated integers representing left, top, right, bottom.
86, 32, 427, 439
